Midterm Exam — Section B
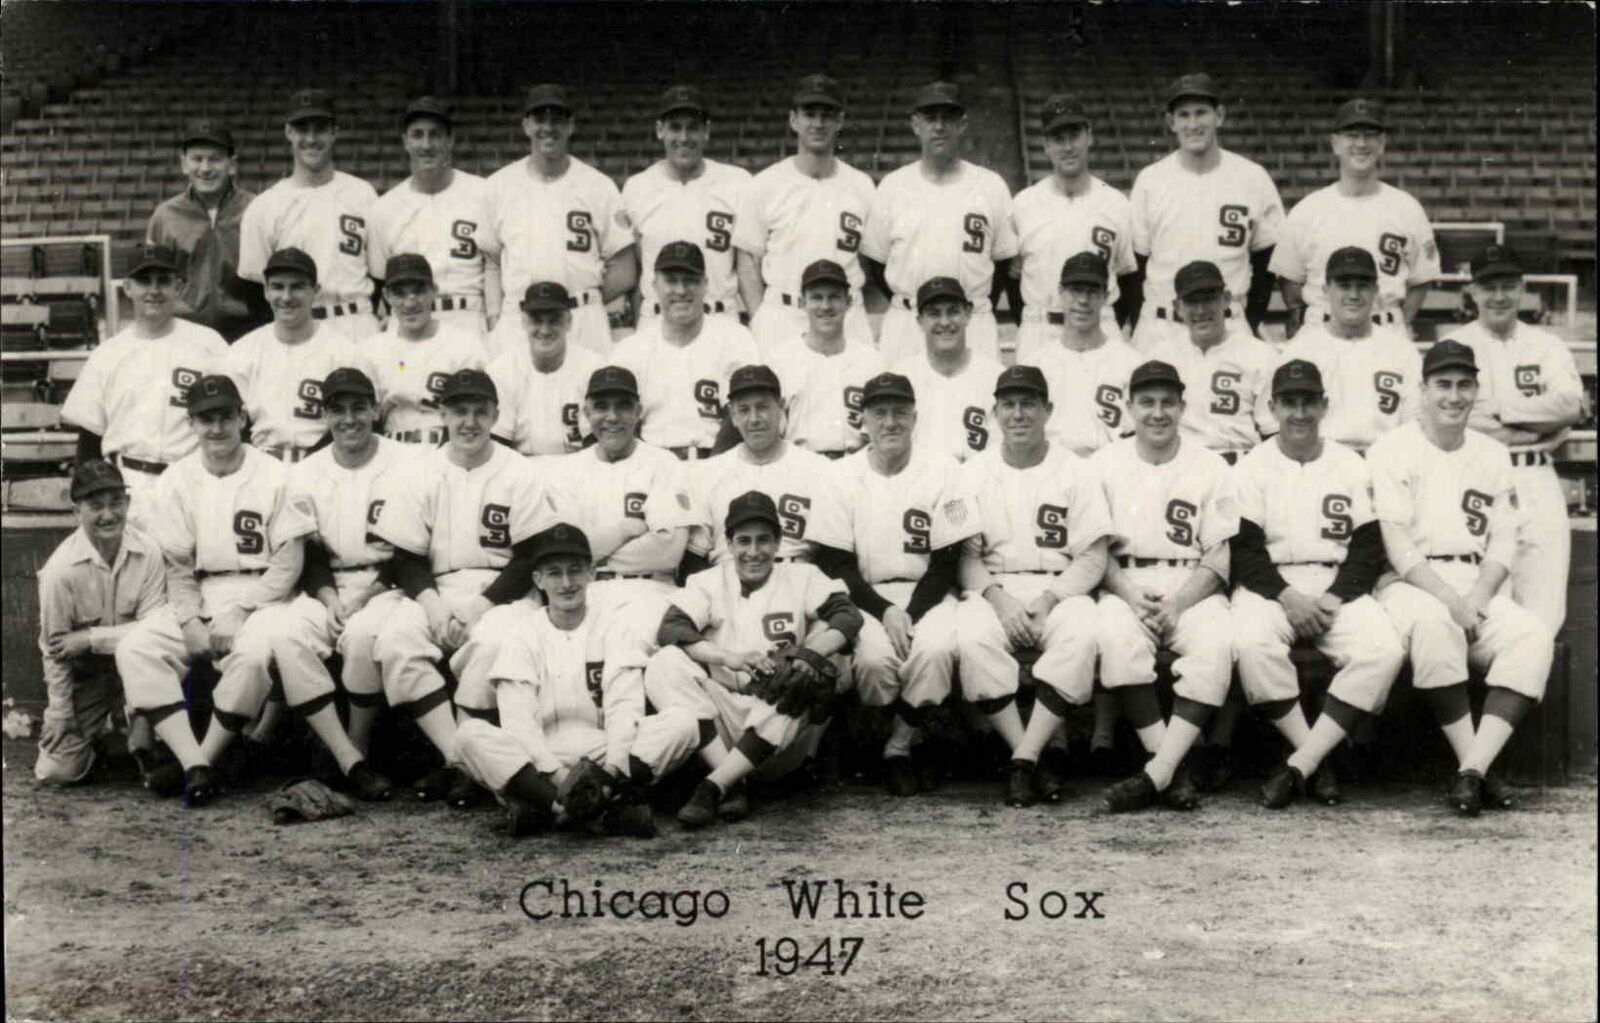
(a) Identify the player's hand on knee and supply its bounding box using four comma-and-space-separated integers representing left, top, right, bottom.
47, 629, 93, 660
322, 599, 348, 640
209, 608, 245, 657
1445, 596, 1482, 640
421, 599, 453, 647
883, 606, 915, 660
455, 595, 494, 634
1281, 589, 1327, 640
987, 588, 1036, 648
1315, 593, 1344, 618
181, 617, 212, 659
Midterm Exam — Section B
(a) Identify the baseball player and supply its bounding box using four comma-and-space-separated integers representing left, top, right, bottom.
610, 241, 760, 459
485, 282, 604, 456
889, 277, 1005, 464
238, 89, 378, 340
226, 248, 358, 462
645, 491, 862, 827
455, 523, 701, 838
1368, 340, 1555, 815
482, 84, 636, 357
1232, 360, 1405, 809
62, 242, 229, 524
810, 371, 975, 795
862, 81, 1018, 366
368, 97, 495, 338
1093, 360, 1239, 813
955, 366, 1113, 807
1011, 94, 1136, 364
621, 85, 750, 334
734, 73, 877, 354
1270, 99, 1439, 339
1279, 247, 1423, 452
765, 259, 886, 458
34, 461, 166, 788
1030, 252, 1144, 457
1456, 244, 1584, 635
1128, 73, 1283, 352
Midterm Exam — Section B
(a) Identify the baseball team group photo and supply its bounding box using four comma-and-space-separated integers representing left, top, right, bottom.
2, 2, 1595, 1020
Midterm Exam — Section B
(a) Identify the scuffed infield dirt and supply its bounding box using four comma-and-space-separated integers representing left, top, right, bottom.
5, 739, 1595, 1022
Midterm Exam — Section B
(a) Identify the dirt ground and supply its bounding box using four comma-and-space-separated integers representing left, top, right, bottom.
4, 737, 1596, 1023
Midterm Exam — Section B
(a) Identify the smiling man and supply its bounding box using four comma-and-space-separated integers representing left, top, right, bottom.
486, 281, 603, 455
890, 276, 1005, 464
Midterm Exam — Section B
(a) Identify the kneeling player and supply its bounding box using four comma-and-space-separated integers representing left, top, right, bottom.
455, 524, 700, 837
645, 492, 862, 828
1230, 361, 1405, 808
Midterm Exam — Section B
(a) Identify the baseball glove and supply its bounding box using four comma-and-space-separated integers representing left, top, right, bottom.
751, 646, 837, 718
555, 757, 618, 824
267, 778, 357, 825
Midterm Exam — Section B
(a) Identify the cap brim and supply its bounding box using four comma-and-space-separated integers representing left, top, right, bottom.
1130, 378, 1185, 394
862, 389, 915, 405
1043, 115, 1090, 133
1167, 92, 1219, 110
1272, 384, 1324, 397
1425, 359, 1479, 376
914, 101, 966, 115
181, 134, 232, 151
1335, 119, 1385, 131
793, 93, 842, 108
655, 261, 704, 275
73, 480, 127, 500
524, 102, 573, 115
587, 385, 638, 398
287, 109, 335, 123
1329, 271, 1378, 282
129, 261, 180, 277
521, 301, 570, 313
1176, 285, 1225, 301
323, 386, 376, 402
725, 512, 782, 535
801, 274, 850, 290
385, 273, 433, 287
1059, 273, 1107, 288
1472, 263, 1523, 282
188, 397, 242, 415
658, 104, 708, 119
440, 390, 498, 404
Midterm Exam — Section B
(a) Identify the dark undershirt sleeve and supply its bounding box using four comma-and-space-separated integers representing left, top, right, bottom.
389, 548, 437, 600
1121, 254, 1148, 332
1328, 521, 1388, 602
904, 543, 962, 623
76, 429, 103, 463
1246, 246, 1276, 336
813, 591, 863, 644
300, 538, 336, 597
812, 544, 892, 620
1232, 518, 1289, 600
657, 604, 707, 648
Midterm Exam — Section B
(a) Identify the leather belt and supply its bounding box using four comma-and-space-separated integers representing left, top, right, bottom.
1321, 309, 1400, 325
260, 444, 317, 463
312, 302, 362, 320
668, 444, 714, 461
388, 427, 447, 445
815, 449, 849, 461
1284, 561, 1342, 568
593, 569, 670, 581
111, 453, 168, 475
196, 567, 267, 581
333, 562, 385, 572
432, 295, 478, 312
1429, 553, 1482, 565
1156, 306, 1233, 321
653, 300, 727, 315
1511, 451, 1552, 467
1117, 556, 1199, 569
575, 289, 600, 306
772, 555, 809, 563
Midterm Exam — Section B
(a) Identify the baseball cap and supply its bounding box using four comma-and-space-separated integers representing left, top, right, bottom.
657, 84, 708, 120
1471, 244, 1524, 282
1325, 246, 1378, 282
1129, 360, 1185, 395
179, 119, 235, 154
586, 365, 639, 399
1423, 339, 1479, 378
724, 490, 782, 536
911, 81, 965, 114
187, 374, 244, 416
264, 247, 317, 283
520, 281, 574, 313
1174, 260, 1225, 300
994, 364, 1049, 401
1334, 97, 1385, 132
523, 83, 572, 115
127, 242, 181, 278
916, 276, 968, 311
654, 240, 706, 275
531, 522, 592, 565
1271, 359, 1325, 397
800, 259, 850, 291
322, 366, 376, 403
860, 371, 915, 406
727, 364, 782, 401
403, 96, 454, 129
382, 253, 434, 287
1059, 251, 1109, 288
285, 88, 335, 124
1166, 72, 1220, 111
792, 73, 844, 109
1041, 93, 1091, 133
70, 459, 126, 502
437, 368, 499, 405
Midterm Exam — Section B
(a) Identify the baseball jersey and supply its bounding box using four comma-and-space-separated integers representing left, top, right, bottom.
673, 559, 847, 655
1147, 331, 1278, 452
374, 441, 561, 575
489, 605, 630, 733
1011, 175, 1136, 313
481, 156, 628, 304
1455, 320, 1585, 451
1092, 436, 1239, 560
151, 444, 316, 576
1368, 421, 1517, 565
1234, 438, 1375, 565
732, 156, 876, 300
484, 343, 603, 456
767, 337, 886, 455
287, 436, 415, 569
238, 171, 378, 302
622, 159, 751, 311
610, 317, 759, 450
225, 323, 359, 452
962, 444, 1113, 574
688, 443, 850, 562
1280, 323, 1422, 450
546, 442, 698, 576
368, 170, 492, 299
59, 320, 229, 464
862, 160, 1019, 303
1268, 181, 1440, 312
359, 323, 489, 444
891, 351, 1005, 463
1130, 149, 1284, 309
834, 447, 979, 583
1031, 338, 1144, 455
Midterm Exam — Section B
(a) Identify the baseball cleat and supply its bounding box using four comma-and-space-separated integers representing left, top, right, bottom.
182, 765, 219, 808
1161, 763, 1201, 811
1307, 766, 1342, 806
445, 768, 483, 809
139, 754, 186, 798
414, 765, 455, 801
1005, 761, 1037, 807
1032, 761, 1070, 803
1447, 770, 1484, 817
505, 795, 553, 837
602, 802, 658, 839
1192, 745, 1234, 793
1101, 772, 1158, 813
884, 756, 919, 798
676, 780, 722, 829
1259, 764, 1305, 810
346, 761, 394, 802
718, 782, 750, 822
1479, 772, 1516, 810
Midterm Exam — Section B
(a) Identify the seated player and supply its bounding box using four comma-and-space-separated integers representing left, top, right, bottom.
1230, 360, 1405, 808
455, 524, 701, 838
35, 461, 166, 788
645, 491, 862, 828
955, 366, 1113, 806
1369, 340, 1556, 815
814, 371, 976, 795
1094, 360, 1238, 813
486, 282, 604, 455
890, 276, 1003, 464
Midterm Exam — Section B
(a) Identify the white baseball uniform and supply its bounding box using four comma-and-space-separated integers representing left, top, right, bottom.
863, 159, 1018, 365
368, 169, 493, 335
767, 336, 886, 456
1230, 439, 1405, 712
890, 351, 1005, 464
609, 316, 758, 453
1458, 319, 1583, 635
1130, 149, 1284, 351
1146, 331, 1278, 458
733, 155, 877, 352
1092, 437, 1238, 706
358, 323, 489, 446
1030, 337, 1144, 456
225, 323, 358, 459
1279, 322, 1422, 451
688, 442, 850, 564
238, 171, 380, 339
1369, 422, 1554, 699
485, 343, 604, 456
1010, 174, 1135, 362
621, 158, 751, 327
